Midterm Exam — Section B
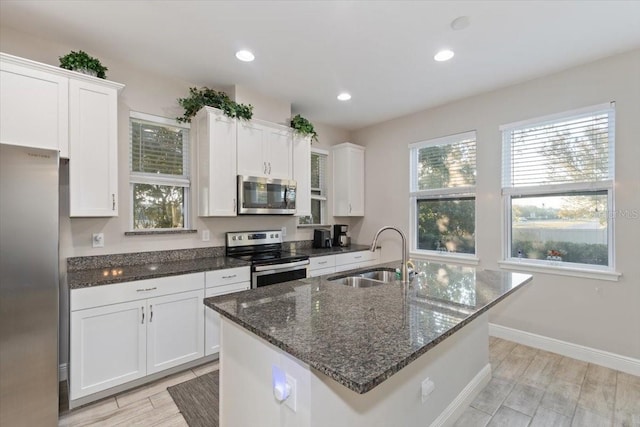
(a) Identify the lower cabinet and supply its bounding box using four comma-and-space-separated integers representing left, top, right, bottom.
70, 273, 205, 401
309, 250, 381, 277
204, 267, 250, 356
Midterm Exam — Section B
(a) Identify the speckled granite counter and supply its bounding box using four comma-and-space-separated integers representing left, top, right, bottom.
204, 260, 532, 394
67, 243, 373, 289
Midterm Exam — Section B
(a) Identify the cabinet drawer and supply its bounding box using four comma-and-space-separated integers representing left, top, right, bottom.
205, 267, 250, 288
335, 250, 376, 266
205, 281, 249, 298
309, 255, 335, 270
71, 273, 205, 311
309, 267, 335, 277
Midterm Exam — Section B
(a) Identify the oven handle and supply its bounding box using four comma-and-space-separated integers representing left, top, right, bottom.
253, 260, 310, 273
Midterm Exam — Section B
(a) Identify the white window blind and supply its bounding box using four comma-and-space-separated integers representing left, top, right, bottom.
129, 115, 190, 186
410, 131, 476, 195
502, 104, 614, 189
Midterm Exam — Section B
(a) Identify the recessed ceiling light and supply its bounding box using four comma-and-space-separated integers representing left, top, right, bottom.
337, 92, 351, 101
434, 49, 454, 62
235, 50, 255, 62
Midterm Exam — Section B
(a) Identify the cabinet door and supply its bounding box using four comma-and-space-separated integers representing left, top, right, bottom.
265, 127, 292, 179
70, 301, 146, 400
197, 108, 237, 216
146, 290, 205, 375
0, 60, 69, 156
237, 121, 266, 177
293, 135, 311, 216
347, 147, 365, 216
69, 79, 118, 216
205, 282, 249, 356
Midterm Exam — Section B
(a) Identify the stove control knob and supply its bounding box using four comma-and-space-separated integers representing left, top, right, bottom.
275, 233, 279, 238
232, 236, 237, 241
270, 233, 274, 238
238, 236, 243, 240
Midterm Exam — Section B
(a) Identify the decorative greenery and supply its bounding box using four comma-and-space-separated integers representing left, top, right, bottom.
290, 114, 318, 141
59, 50, 108, 79
176, 87, 253, 123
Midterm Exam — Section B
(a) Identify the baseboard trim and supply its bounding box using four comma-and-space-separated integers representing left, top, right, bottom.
59, 363, 68, 381
430, 363, 492, 427
489, 323, 640, 377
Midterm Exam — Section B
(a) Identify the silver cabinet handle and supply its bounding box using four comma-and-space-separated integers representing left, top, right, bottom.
354, 255, 362, 259
222, 274, 237, 279
112, 194, 116, 210
268, 162, 271, 174
149, 305, 153, 322
136, 287, 157, 292
349, 203, 352, 213
263, 161, 267, 174
141, 306, 145, 324
233, 198, 236, 213
318, 261, 327, 265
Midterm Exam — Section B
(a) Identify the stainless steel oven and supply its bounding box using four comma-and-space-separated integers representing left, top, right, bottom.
226, 230, 309, 289
237, 175, 297, 215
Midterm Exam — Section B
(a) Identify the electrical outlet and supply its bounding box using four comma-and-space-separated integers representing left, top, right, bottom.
285, 374, 297, 412
421, 377, 435, 403
202, 229, 210, 241
281, 226, 287, 237
92, 233, 104, 248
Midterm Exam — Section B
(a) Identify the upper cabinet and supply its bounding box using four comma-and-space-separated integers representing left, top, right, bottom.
195, 107, 238, 217
332, 142, 365, 216
293, 135, 311, 217
1, 53, 69, 157
1, 53, 124, 217
69, 79, 122, 217
237, 120, 292, 179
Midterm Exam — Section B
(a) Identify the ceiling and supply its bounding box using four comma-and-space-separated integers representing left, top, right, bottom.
1, 1, 639, 130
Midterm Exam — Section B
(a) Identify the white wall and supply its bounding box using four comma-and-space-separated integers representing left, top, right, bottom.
352, 49, 640, 360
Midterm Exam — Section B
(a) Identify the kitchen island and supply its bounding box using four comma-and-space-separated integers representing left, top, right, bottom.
204, 260, 532, 427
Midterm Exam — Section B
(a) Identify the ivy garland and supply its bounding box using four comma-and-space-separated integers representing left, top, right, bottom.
176, 87, 253, 123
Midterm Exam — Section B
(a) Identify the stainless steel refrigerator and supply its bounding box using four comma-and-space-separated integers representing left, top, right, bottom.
0, 143, 59, 426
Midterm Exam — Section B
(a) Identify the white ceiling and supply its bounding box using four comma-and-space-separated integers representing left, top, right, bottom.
1, 1, 639, 130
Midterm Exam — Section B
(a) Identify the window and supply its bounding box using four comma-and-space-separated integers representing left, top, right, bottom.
129, 112, 190, 230
409, 131, 477, 257
501, 102, 615, 271
299, 148, 328, 225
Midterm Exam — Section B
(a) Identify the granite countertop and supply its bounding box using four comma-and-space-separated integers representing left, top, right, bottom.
66, 244, 373, 289
204, 260, 532, 394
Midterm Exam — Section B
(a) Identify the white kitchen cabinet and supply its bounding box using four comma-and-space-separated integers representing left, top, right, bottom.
195, 107, 238, 216
293, 134, 311, 216
334, 249, 380, 273
237, 119, 292, 179
332, 142, 365, 216
70, 273, 204, 401
69, 78, 122, 217
205, 267, 250, 356
146, 289, 205, 375
0, 53, 69, 157
70, 300, 146, 400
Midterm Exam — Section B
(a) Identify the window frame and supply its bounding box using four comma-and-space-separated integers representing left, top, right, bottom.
129, 111, 191, 231
499, 102, 620, 280
409, 131, 478, 264
299, 147, 329, 227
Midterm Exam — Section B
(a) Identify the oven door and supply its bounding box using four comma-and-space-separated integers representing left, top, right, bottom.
238, 175, 296, 214
252, 260, 309, 288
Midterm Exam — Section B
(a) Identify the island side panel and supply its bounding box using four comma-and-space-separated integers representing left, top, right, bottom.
219, 317, 312, 427
309, 312, 490, 427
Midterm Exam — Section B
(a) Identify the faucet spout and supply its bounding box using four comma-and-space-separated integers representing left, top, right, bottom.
370, 226, 409, 284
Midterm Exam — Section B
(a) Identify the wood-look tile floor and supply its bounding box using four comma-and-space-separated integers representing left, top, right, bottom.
59, 338, 640, 426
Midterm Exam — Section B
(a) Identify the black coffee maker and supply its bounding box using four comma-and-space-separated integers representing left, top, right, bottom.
313, 229, 332, 248
333, 224, 349, 247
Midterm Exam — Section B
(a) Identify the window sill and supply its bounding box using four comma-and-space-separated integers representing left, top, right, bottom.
410, 251, 480, 266
498, 260, 621, 282
125, 229, 197, 236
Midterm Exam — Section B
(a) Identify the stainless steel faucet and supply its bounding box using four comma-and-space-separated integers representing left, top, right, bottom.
370, 226, 409, 284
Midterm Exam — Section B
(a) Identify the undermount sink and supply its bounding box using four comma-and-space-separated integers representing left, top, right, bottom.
327, 268, 398, 288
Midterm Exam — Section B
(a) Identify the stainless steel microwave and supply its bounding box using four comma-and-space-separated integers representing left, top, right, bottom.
237, 175, 297, 215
